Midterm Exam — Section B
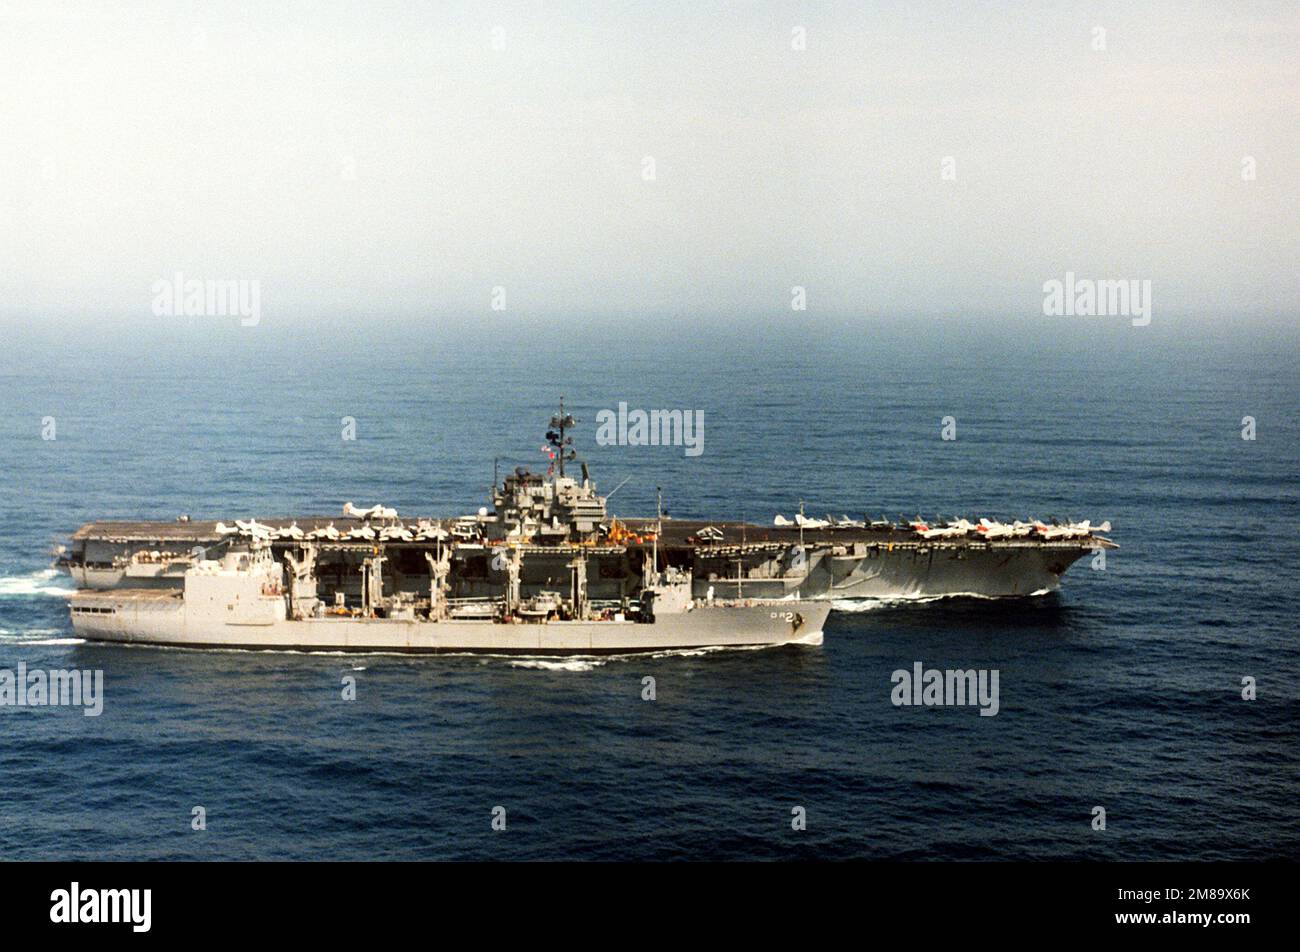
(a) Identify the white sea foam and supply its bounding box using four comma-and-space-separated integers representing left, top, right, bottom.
643, 642, 779, 659
502, 640, 801, 670
0, 568, 74, 598
832, 590, 1051, 612
508, 658, 600, 672
0, 627, 82, 645
831, 598, 887, 613
831, 596, 943, 612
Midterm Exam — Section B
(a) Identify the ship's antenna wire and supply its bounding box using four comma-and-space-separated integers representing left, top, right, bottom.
604, 475, 632, 500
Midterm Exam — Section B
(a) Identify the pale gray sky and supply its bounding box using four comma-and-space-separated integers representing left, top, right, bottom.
1, 0, 1296, 326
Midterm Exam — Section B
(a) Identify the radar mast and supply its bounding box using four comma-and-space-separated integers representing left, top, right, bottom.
546, 396, 578, 479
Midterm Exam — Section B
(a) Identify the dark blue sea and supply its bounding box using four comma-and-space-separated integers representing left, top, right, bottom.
1, 314, 1296, 860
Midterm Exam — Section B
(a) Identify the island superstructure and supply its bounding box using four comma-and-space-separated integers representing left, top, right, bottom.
57, 401, 1116, 652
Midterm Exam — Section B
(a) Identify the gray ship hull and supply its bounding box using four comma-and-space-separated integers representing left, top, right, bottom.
702, 544, 1090, 600
69, 589, 829, 655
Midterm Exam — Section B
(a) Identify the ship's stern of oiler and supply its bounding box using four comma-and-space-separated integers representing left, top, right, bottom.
69, 543, 286, 647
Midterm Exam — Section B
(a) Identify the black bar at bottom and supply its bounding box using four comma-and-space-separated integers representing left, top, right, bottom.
0, 861, 1285, 939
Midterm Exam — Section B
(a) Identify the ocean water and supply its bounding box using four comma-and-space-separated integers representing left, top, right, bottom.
0, 314, 1296, 860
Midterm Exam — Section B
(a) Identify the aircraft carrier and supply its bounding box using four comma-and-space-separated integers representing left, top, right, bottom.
57, 402, 1115, 652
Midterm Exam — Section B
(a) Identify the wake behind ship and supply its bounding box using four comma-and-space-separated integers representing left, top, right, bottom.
57, 401, 1114, 652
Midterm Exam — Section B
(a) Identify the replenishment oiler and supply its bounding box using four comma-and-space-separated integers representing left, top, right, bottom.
58, 401, 1115, 653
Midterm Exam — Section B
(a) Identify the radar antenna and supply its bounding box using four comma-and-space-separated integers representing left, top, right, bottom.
545, 396, 579, 478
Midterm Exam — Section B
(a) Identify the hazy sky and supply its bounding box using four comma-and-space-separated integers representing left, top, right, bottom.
1, 0, 1296, 327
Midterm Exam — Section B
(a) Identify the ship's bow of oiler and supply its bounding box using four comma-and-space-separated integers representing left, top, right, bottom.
668, 598, 832, 650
